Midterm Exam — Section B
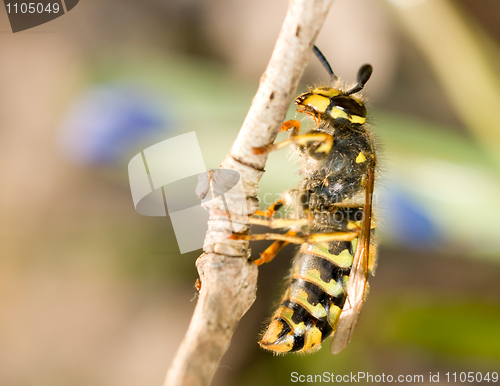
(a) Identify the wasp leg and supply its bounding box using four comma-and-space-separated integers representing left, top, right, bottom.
194, 278, 202, 292
252, 120, 301, 161
228, 196, 311, 229
225, 212, 309, 229
213, 195, 285, 223
254, 133, 333, 155
254, 230, 298, 266
253, 198, 285, 218
214, 210, 308, 233
229, 230, 359, 244
305, 230, 359, 243
245, 216, 309, 229
280, 120, 301, 136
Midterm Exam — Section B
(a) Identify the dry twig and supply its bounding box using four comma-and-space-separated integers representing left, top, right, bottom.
164, 1, 334, 385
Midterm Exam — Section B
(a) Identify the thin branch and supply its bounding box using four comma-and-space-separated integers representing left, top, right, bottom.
164, 1, 334, 385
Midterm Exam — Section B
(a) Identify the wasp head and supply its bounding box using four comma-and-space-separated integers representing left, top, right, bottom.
295, 64, 372, 125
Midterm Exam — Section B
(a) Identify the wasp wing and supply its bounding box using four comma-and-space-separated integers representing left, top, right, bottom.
330, 167, 374, 354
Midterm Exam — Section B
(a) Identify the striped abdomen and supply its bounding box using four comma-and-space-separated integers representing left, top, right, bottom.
259, 239, 356, 353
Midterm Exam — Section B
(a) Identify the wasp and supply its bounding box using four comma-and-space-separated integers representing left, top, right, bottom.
230, 46, 377, 354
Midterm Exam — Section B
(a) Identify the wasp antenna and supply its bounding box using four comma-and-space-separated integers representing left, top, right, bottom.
346, 64, 373, 96
313, 45, 338, 82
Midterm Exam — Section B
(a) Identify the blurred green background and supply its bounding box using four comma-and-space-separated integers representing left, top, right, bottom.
1, 0, 499, 385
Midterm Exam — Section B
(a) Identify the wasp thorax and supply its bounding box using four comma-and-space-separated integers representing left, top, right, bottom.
295, 87, 367, 125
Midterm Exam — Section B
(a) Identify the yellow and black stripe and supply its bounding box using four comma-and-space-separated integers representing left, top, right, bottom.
259, 239, 354, 353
